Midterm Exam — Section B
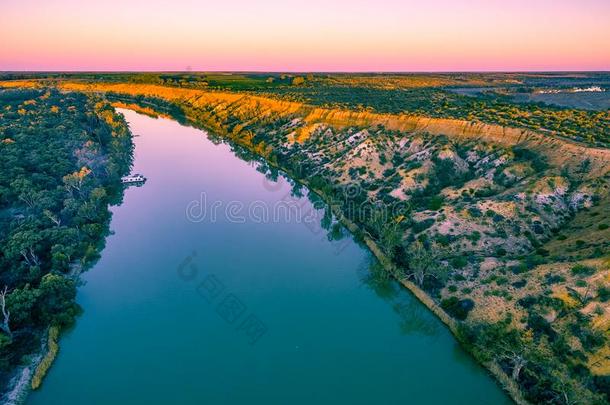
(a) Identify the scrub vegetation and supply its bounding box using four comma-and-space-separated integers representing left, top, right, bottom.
0, 72, 609, 404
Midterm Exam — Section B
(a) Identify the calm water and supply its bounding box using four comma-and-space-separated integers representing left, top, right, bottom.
28, 110, 510, 404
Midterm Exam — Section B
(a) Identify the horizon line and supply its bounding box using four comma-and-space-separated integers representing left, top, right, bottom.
2, 70, 610, 74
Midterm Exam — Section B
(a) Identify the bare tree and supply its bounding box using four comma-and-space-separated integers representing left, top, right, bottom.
20, 246, 40, 267
18, 192, 38, 209
0, 286, 12, 339
500, 349, 528, 381
567, 286, 592, 306
43, 209, 62, 227
404, 242, 447, 286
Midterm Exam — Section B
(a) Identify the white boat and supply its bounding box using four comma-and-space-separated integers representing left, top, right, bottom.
121, 174, 147, 184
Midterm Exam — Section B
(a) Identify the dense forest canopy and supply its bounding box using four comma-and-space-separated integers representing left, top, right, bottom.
0, 88, 132, 389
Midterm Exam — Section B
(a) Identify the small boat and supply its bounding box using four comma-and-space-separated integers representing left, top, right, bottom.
121, 173, 147, 184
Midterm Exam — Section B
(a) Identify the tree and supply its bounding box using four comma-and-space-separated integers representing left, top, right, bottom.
403, 241, 447, 286
292, 76, 306, 86
0, 287, 12, 339
43, 209, 61, 227
5, 229, 43, 267
497, 329, 535, 381
6, 285, 40, 328
37, 274, 79, 327
11, 178, 39, 209
578, 158, 591, 181
62, 166, 92, 195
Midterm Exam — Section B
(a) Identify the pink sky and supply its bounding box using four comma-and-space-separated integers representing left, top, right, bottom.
1, 0, 609, 71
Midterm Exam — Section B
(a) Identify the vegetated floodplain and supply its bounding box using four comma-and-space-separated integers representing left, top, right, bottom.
1, 72, 610, 404
0, 88, 133, 400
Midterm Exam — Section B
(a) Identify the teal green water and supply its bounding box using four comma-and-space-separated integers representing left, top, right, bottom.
28, 110, 510, 405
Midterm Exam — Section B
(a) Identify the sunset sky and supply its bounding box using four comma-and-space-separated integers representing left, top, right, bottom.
1, 0, 609, 71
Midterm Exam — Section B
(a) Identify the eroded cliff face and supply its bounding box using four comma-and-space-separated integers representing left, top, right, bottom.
50, 81, 610, 179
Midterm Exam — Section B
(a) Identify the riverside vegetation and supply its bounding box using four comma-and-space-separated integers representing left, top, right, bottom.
1, 73, 609, 404
0, 88, 133, 399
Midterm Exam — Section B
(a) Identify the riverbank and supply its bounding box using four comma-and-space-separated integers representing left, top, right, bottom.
259, 156, 529, 405
26, 107, 511, 405
106, 95, 606, 404
107, 101, 528, 404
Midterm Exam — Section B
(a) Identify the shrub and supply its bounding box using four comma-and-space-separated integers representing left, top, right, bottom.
450, 256, 468, 269
527, 313, 556, 340
441, 296, 474, 320
468, 207, 482, 217
412, 218, 435, 233
544, 274, 565, 285
495, 247, 507, 257
382, 168, 396, 177
598, 286, 610, 302
495, 276, 509, 286
571, 264, 596, 277
467, 231, 481, 243
31, 326, 60, 390
428, 195, 444, 210
518, 296, 537, 309
577, 327, 605, 352
435, 233, 452, 246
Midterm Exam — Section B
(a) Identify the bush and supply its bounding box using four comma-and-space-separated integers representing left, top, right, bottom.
428, 195, 444, 210
441, 296, 474, 320
575, 239, 587, 248
544, 274, 565, 285
412, 218, 435, 233
467, 207, 482, 217
450, 256, 468, 269
598, 286, 610, 302
495, 247, 507, 257
435, 233, 452, 246
571, 264, 596, 277
31, 325, 59, 390
528, 313, 556, 340
467, 231, 481, 243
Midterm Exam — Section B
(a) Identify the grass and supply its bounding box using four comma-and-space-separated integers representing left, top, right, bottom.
31, 326, 59, 390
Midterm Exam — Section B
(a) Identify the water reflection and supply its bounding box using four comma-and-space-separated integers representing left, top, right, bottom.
360, 260, 440, 337
209, 135, 443, 339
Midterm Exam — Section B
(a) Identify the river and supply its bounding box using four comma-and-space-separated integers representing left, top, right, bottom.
27, 109, 510, 404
